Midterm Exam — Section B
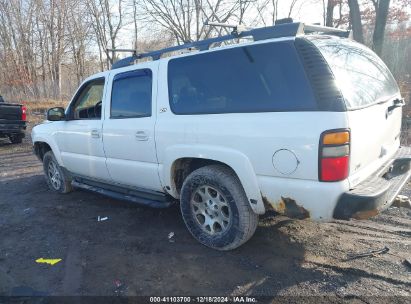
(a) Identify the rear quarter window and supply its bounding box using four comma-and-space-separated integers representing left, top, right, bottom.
310, 37, 399, 110
167, 41, 317, 114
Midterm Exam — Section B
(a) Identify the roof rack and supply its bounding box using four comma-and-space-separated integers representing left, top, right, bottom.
111, 22, 352, 69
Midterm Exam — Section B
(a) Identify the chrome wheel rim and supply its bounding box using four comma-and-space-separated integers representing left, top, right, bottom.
47, 160, 61, 190
191, 185, 232, 235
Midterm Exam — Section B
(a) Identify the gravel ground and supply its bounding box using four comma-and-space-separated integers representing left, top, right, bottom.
0, 121, 410, 302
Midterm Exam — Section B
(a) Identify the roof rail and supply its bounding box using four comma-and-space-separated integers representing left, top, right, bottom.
111, 22, 351, 69
304, 24, 352, 39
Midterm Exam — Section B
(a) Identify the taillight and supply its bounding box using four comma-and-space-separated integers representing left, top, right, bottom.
22, 106, 27, 121
319, 130, 350, 182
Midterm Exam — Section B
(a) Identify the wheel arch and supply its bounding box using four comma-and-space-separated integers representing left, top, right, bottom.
161, 145, 265, 214
33, 136, 63, 165
33, 141, 52, 161
171, 158, 232, 193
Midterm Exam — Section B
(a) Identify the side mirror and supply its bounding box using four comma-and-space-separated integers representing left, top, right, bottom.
47, 107, 66, 121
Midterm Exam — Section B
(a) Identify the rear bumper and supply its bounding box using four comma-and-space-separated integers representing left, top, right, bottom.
0, 121, 26, 136
333, 146, 411, 219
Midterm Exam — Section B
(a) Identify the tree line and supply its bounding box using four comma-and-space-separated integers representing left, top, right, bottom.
0, 0, 409, 101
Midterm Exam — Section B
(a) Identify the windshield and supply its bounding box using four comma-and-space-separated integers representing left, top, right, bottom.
310, 37, 399, 110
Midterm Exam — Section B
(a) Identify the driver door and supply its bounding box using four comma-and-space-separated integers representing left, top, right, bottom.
55, 77, 111, 181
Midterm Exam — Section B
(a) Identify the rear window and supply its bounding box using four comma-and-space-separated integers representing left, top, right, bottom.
168, 41, 317, 114
310, 37, 399, 110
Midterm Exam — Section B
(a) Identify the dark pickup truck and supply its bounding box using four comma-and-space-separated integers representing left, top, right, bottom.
0, 96, 26, 144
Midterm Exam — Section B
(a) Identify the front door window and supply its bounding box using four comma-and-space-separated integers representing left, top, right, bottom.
70, 78, 105, 119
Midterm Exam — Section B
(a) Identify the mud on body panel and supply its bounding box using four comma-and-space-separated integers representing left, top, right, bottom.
263, 196, 310, 219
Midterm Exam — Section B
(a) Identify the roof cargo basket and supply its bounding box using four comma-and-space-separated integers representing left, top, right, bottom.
111, 22, 352, 69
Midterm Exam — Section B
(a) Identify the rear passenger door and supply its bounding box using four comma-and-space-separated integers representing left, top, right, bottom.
102, 64, 162, 191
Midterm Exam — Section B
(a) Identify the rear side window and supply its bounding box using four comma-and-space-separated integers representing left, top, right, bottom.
111, 69, 152, 118
311, 37, 399, 109
168, 41, 317, 114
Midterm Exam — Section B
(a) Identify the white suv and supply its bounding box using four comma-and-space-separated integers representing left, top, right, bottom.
32, 22, 410, 250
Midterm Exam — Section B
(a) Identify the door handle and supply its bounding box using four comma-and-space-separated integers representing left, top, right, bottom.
91, 129, 100, 138
135, 130, 149, 141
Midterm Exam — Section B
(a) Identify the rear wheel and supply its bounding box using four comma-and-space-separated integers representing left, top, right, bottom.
43, 151, 73, 193
9, 134, 23, 144
180, 165, 258, 250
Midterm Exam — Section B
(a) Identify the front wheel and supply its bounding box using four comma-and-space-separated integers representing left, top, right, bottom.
43, 151, 73, 194
180, 165, 258, 250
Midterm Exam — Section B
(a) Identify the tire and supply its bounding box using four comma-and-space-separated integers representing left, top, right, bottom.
9, 134, 23, 144
180, 165, 258, 250
43, 151, 73, 194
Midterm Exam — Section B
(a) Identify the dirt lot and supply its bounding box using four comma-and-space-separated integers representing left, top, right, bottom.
0, 120, 410, 301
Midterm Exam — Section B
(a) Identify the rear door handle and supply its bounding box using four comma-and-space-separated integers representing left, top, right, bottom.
135, 130, 149, 141
91, 129, 100, 138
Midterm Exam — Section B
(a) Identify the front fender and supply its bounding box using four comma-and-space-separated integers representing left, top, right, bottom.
161, 144, 265, 214
32, 127, 63, 166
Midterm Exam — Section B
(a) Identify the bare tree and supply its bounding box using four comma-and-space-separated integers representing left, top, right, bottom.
287, 0, 298, 18
132, 0, 139, 49
66, 0, 92, 86
0, 0, 39, 97
86, 0, 124, 69
372, 0, 391, 56
348, 0, 364, 42
325, 0, 335, 26
139, 0, 252, 44
47, 0, 68, 99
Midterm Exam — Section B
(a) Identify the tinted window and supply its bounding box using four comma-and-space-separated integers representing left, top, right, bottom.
168, 41, 316, 114
111, 69, 152, 118
72, 78, 104, 120
311, 37, 399, 109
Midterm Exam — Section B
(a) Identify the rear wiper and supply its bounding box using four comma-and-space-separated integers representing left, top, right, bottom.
388, 98, 405, 112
